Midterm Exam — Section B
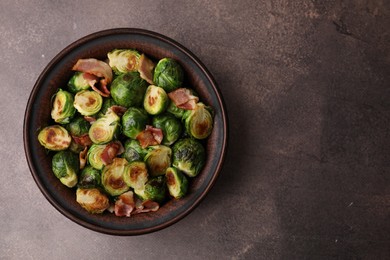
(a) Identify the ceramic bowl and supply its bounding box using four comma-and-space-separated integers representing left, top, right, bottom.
24, 28, 227, 235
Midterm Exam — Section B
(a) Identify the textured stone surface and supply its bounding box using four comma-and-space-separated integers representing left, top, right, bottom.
1, 0, 389, 259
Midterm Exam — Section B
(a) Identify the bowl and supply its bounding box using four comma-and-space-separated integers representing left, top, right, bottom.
23, 28, 227, 235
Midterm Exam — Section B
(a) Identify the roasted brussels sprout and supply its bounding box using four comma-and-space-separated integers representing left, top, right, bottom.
122, 107, 149, 139
87, 144, 106, 170
51, 89, 76, 124
73, 90, 103, 116
101, 158, 129, 196
153, 58, 184, 92
124, 161, 148, 190
97, 98, 117, 118
66, 116, 90, 137
52, 150, 79, 188
78, 165, 101, 188
67, 72, 91, 93
144, 145, 172, 177
134, 176, 167, 203
89, 109, 120, 144
110, 72, 148, 107
123, 139, 147, 162
108, 49, 141, 74
167, 100, 185, 119
143, 85, 168, 115
38, 125, 71, 151
76, 188, 109, 214
183, 102, 214, 139
166, 167, 188, 199
172, 138, 205, 177
152, 113, 182, 145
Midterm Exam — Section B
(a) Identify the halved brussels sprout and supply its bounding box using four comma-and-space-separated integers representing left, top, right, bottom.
38, 125, 71, 151
144, 145, 172, 177
123, 139, 147, 162
66, 116, 90, 137
134, 176, 167, 203
51, 89, 76, 124
110, 72, 148, 108
124, 161, 148, 190
143, 85, 168, 115
89, 109, 120, 144
74, 90, 103, 116
87, 144, 106, 170
78, 165, 101, 188
101, 158, 129, 196
167, 100, 185, 119
108, 49, 141, 74
183, 102, 214, 139
153, 58, 184, 92
67, 72, 91, 93
166, 167, 188, 199
52, 150, 79, 188
97, 98, 117, 118
122, 107, 149, 139
172, 138, 205, 177
152, 113, 182, 145
76, 188, 109, 214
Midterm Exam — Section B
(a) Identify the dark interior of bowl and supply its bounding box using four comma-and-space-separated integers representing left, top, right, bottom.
24, 28, 227, 235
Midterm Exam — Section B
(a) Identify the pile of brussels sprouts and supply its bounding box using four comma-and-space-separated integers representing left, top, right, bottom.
37, 49, 214, 216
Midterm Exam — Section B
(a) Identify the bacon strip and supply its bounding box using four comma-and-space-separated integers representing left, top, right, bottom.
82, 72, 98, 87
110, 105, 127, 116
168, 88, 199, 110
101, 141, 124, 165
136, 125, 163, 148
138, 54, 154, 85
114, 191, 135, 217
84, 116, 96, 124
79, 146, 88, 170
133, 199, 159, 214
72, 134, 92, 147
72, 59, 113, 97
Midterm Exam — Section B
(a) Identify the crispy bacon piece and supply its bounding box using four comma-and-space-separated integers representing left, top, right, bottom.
133, 199, 159, 214
168, 88, 199, 110
72, 134, 92, 147
84, 116, 96, 124
110, 105, 127, 116
101, 141, 124, 165
82, 72, 98, 86
138, 54, 154, 85
72, 58, 113, 97
79, 146, 88, 170
114, 191, 135, 217
136, 125, 163, 148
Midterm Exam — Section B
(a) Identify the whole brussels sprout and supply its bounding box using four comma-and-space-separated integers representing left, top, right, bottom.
134, 176, 167, 203
143, 85, 168, 115
166, 167, 188, 199
172, 138, 205, 177
73, 90, 103, 116
122, 107, 149, 139
89, 109, 120, 144
52, 150, 79, 188
76, 188, 109, 214
123, 161, 148, 190
167, 100, 185, 119
123, 139, 147, 162
152, 113, 182, 145
66, 116, 90, 137
183, 102, 213, 139
153, 58, 184, 92
101, 158, 129, 196
51, 89, 76, 124
110, 72, 148, 108
144, 145, 172, 177
38, 125, 71, 151
67, 72, 91, 94
78, 165, 101, 188
108, 49, 141, 74
87, 144, 106, 170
